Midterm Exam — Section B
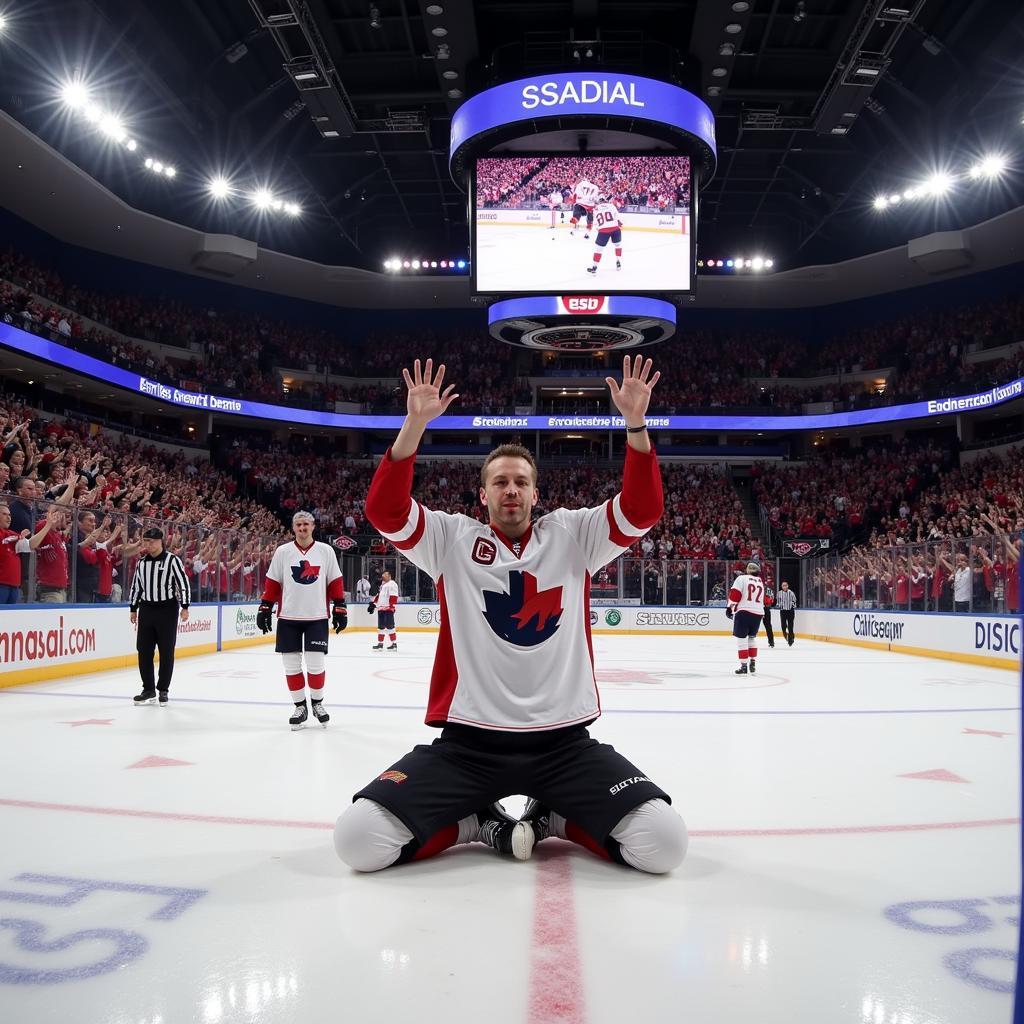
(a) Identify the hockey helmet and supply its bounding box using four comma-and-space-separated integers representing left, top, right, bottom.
746, 561, 761, 575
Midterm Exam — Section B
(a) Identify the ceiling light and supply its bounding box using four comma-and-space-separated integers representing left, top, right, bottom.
442, 69, 458, 79
321, 129, 340, 138
854, 66, 881, 76
447, 88, 463, 99
284, 202, 301, 216
706, 85, 721, 97
724, 22, 742, 33
430, 261, 438, 268
431, 26, 448, 36
0, 14, 8, 33
125, 138, 137, 151
923, 172, 952, 196
164, 165, 176, 178
752, 256, 764, 270
456, 260, 466, 269
145, 157, 153, 169
208, 176, 231, 199
83, 102, 103, 123
971, 154, 1007, 179
719, 42, 735, 56
402, 260, 411, 268
60, 80, 90, 109
151, 160, 164, 173
293, 70, 319, 82
272, 199, 284, 210
903, 186, 919, 199
711, 67, 728, 78
426, 4, 444, 13
764, 259, 774, 268
251, 189, 273, 209
873, 195, 888, 209
731, 1, 750, 10
830, 125, 849, 135
411, 259, 420, 269
887, 193, 901, 204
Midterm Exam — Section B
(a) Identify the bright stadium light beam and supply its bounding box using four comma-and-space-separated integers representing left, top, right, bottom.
60, 80, 90, 110
251, 188, 274, 209
208, 176, 231, 199
970, 154, 1007, 180
873, 195, 889, 209
284, 202, 301, 216
923, 172, 953, 196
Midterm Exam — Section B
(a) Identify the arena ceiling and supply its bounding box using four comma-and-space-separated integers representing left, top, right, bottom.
1, 0, 1022, 274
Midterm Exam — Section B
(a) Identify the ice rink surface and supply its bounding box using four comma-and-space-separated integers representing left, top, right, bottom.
475, 220, 690, 294
0, 632, 1019, 1024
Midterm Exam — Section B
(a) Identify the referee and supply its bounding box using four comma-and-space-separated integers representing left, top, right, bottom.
777, 581, 797, 646
129, 527, 191, 706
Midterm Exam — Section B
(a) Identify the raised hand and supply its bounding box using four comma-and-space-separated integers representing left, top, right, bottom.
606, 354, 660, 424
401, 358, 459, 424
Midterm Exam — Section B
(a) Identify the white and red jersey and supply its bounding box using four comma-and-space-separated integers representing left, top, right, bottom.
262, 540, 344, 621
376, 578, 399, 611
366, 445, 663, 732
545, 189, 563, 208
728, 573, 765, 616
592, 201, 622, 234
571, 180, 600, 210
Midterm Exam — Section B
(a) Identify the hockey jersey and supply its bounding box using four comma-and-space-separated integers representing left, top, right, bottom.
728, 572, 765, 616
366, 445, 663, 731
375, 579, 399, 611
572, 180, 600, 209
263, 540, 344, 620
592, 201, 621, 234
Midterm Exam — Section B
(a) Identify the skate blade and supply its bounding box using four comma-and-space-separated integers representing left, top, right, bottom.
134, 698, 156, 706
290, 722, 306, 731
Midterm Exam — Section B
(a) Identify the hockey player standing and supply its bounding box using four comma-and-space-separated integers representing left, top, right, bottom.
370, 569, 400, 650
257, 510, 348, 729
569, 178, 600, 237
727, 561, 765, 675
543, 187, 564, 229
586, 197, 623, 276
334, 356, 689, 875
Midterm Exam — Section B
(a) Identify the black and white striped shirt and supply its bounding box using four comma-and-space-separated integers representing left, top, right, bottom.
129, 551, 191, 611
775, 588, 798, 611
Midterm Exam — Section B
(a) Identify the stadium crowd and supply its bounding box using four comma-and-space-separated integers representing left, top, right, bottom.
3, 245, 1023, 418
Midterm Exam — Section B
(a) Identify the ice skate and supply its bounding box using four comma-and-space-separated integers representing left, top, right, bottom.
310, 700, 329, 727
386, 642, 398, 651
289, 701, 308, 730
734, 664, 748, 675
586, 266, 597, 275
158, 692, 169, 707
133, 691, 156, 705
372, 642, 384, 650
477, 802, 533, 861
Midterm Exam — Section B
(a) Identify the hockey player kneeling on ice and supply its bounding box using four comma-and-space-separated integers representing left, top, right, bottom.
727, 561, 765, 675
334, 355, 688, 875
257, 510, 347, 729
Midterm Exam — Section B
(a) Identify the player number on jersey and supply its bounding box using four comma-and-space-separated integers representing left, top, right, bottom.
596, 210, 616, 228
747, 583, 764, 603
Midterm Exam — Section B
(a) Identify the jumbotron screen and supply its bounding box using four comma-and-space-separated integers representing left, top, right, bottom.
472, 154, 692, 295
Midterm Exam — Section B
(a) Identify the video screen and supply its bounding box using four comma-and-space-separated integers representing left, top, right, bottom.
473, 154, 691, 294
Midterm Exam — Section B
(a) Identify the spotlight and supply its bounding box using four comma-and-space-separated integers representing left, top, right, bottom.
60, 80, 90, 110
923, 172, 952, 196
970, 154, 1007, 179
83, 103, 103, 124
902, 186, 919, 200
164, 165, 176, 178
251, 189, 273, 209
456, 259, 466, 269
873, 195, 889, 210
151, 160, 164, 174
752, 256, 764, 270
125, 139, 137, 151
887, 193, 901, 204
411, 259, 420, 269
208, 176, 231, 199
145, 157, 154, 169
430, 261, 438, 268
732, 257, 743, 268
764, 259, 774, 268
99, 115, 127, 142
439, 260, 448, 268
272, 199, 284, 211
402, 260, 411, 268
726, 259, 734, 267
0, 13, 7, 32
284, 202, 301, 216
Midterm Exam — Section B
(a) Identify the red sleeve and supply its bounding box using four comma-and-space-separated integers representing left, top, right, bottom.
328, 576, 345, 601
366, 447, 415, 534
262, 578, 282, 603
728, 587, 742, 604
619, 445, 664, 531
79, 547, 98, 565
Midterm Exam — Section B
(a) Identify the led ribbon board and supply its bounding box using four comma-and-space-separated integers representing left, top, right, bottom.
2, 322, 1020, 432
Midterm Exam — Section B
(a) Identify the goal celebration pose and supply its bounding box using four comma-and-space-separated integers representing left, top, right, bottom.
334, 356, 688, 874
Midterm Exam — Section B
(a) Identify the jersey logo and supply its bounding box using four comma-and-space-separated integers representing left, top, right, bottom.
290, 560, 321, 585
471, 538, 497, 565
482, 571, 563, 647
